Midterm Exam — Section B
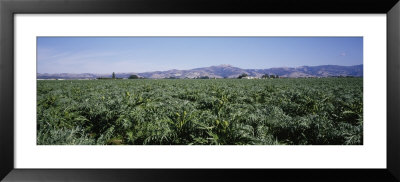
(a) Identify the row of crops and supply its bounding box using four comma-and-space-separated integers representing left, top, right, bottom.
37, 78, 363, 145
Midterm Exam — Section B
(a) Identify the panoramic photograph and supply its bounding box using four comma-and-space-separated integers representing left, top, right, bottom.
37, 37, 363, 145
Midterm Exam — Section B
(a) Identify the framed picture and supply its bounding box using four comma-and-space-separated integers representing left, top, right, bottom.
1, 0, 399, 181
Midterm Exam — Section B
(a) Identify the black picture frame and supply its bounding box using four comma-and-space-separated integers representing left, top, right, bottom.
1, 0, 399, 181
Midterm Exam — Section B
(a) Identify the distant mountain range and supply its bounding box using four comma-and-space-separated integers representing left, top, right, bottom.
37, 64, 363, 79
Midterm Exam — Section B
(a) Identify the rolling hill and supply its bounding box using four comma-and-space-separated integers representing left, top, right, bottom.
37, 64, 363, 79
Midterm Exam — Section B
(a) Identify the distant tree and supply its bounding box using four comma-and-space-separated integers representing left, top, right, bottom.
276, 75, 279, 78
270, 75, 275, 79
129, 75, 139, 79
97, 77, 112, 80
261, 74, 269, 79
237, 73, 248, 79
199, 76, 209, 79
112, 72, 116, 79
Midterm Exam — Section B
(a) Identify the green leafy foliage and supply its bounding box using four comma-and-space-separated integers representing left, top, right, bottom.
37, 78, 363, 145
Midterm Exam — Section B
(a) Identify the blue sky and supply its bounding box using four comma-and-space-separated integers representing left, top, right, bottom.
37, 37, 363, 74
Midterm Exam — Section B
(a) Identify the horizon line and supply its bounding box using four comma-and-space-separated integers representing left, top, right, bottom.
37, 63, 363, 75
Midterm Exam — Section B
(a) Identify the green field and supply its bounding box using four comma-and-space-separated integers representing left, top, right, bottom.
37, 78, 363, 145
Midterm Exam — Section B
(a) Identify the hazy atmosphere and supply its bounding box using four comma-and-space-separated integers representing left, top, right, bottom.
37, 37, 363, 74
